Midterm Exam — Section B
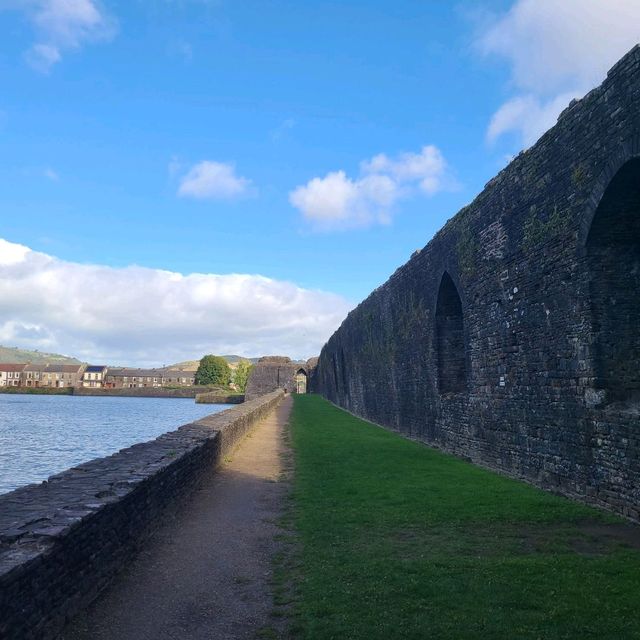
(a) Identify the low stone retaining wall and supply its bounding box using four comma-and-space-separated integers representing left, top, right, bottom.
73, 386, 199, 398
195, 391, 245, 404
0, 387, 241, 400
0, 390, 283, 640
0, 387, 74, 395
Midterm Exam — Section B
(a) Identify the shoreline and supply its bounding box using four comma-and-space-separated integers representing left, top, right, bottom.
0, 386, 245, 403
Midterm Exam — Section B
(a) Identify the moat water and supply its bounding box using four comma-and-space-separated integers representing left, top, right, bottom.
0, 394, 227, 495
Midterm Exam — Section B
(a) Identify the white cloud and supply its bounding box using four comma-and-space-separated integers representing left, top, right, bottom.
0, 238, 352, 365
478, 0, 640, 146
290, 145, 449, 231
2, 0, 116, 72
177, 160, 251, 200
43, 167, 59, 181
26, 42, 62, 72
486, 92, 580, 147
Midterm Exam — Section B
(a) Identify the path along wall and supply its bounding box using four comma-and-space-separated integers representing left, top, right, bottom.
315, 46, 640, 521
0, 390, 283, 640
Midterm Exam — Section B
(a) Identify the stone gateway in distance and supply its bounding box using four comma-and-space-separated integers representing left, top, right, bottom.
245, 356, 317, 400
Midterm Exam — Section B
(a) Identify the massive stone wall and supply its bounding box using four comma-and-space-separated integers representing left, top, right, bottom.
0, 390, 283, 640
315, 46, 640, 521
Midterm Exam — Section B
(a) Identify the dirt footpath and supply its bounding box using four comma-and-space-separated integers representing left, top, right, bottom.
62, 395, 293, 640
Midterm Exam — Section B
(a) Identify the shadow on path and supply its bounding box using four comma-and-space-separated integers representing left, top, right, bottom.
62, 396, 293, 640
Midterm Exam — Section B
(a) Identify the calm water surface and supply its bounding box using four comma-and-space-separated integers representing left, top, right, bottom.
0, 394, 227, 495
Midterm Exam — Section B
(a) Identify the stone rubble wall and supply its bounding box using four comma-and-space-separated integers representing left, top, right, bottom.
245, 356, 316, 400
315, 46, 640, 522
195, 391, 245, 404
0, 386, 241, 400
73, 386, 224, 399
0, 390, 284, 640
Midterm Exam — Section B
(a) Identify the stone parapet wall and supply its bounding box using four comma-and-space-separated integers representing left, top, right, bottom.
73, 386, 221, 399
195, 391, 244, 404
0, 390, 283, 640
315, 46, 640, 521
0, 386, 239, 400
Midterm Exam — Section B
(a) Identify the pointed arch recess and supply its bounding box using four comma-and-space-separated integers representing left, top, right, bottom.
586, 157, 640, 400
436, 273, 467, 393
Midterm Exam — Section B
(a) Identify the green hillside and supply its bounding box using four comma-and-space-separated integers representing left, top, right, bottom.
169, 355, 260, 371
0, 345, 83, 365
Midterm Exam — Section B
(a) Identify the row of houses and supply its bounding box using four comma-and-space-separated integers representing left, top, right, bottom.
0, 364, 196, 389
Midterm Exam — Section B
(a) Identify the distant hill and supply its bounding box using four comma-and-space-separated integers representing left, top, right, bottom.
0, 345, 261, 369
0, 345, 83, 365
166, 360, 200, 371
221, 355, 260, 364
168, 355, 259, 371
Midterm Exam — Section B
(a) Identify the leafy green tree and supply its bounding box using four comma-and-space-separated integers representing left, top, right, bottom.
233, 359, 253, 393
195, 355, 231, 386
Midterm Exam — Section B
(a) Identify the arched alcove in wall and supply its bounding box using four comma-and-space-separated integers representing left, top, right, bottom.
435, 272, 467, 393
586, 157, 640, 401
295, 368, 308, 394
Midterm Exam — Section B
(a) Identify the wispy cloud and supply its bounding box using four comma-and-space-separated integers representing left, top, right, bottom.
289, 145, 451, 231
270, 118, 295, 142
177, 160, 252, 200
167, 39, 193, 62
43, 167, 59, 181
2, 0, 117, 72
0, 238, 351, 365
477, 0, 640, 147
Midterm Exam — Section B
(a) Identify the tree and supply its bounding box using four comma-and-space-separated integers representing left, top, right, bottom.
233, 359, 253, 393
195, 355, 231, 386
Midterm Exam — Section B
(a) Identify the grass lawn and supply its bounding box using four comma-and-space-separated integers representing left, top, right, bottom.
286, 394, 640, 640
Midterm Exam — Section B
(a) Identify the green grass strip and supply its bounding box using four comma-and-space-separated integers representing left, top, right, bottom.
288, 394, 640, 640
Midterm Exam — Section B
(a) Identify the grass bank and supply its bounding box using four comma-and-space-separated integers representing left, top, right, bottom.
287, 395, 640, 640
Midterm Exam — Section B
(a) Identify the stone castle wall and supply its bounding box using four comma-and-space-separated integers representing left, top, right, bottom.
315, 46, 640, 521
0, 390, 284, 640
245, 356, 316, 400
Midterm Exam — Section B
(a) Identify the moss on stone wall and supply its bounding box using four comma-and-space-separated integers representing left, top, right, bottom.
522, 204, 570, 250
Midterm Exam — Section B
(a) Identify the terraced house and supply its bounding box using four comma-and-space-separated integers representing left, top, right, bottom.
161, 369, 196, 387
82, 365, 108, 388
0, 364, 26, 387
39, 364, 85, 388
104, 368, 166, 388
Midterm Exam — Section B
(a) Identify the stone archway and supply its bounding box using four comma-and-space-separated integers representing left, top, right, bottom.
435, 272, 467, 394
295, 368, 308, 394
586, 157, 640, 402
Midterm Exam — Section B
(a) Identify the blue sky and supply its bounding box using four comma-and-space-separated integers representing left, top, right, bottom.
0, 0, 638, 364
